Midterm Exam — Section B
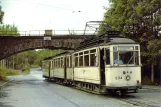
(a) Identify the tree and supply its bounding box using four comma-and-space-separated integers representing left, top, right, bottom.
34, 49, 63, 67
146, 40, 161, 82
0, 1, 4, 24
0, 24, 20, 36
103, 0, 161, 82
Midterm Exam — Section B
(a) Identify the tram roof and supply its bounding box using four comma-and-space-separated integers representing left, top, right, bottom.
43, 51, 71, 60
103, 37, 136, 45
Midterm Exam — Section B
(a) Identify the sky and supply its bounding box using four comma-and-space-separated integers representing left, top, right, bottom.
1, 0, 109, 32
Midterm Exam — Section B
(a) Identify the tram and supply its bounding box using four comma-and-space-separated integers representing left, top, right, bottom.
42, 31, 141, 95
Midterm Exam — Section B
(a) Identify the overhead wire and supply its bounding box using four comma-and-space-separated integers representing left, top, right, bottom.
2, 0, 84, 13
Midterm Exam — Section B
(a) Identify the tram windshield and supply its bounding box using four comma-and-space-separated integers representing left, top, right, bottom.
113, 46, 139, 66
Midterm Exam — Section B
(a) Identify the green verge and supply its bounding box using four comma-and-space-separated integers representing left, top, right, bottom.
30, 65, 40, 68
0, 67, 19, 81
21, 67, 30, 74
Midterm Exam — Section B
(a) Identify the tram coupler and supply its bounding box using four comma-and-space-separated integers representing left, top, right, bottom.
116, 90, 122, 96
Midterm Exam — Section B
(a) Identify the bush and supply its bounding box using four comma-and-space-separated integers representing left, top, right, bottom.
142, 76, 153, 85
21, 66, 30, 74
141, 76, 159, 85
30, 65, 39, 68
0, 67, 19, 81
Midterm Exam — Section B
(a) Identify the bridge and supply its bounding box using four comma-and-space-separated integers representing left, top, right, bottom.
0, 30, 95, 60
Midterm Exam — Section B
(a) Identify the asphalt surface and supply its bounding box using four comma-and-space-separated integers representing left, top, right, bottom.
0, 68, 161, 107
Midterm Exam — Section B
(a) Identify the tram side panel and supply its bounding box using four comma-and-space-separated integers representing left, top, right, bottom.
105, 67, 141, 88
66, 68, 73, 80
53, 68, 65, 79
50, 60, 54, 78
74, 67, 100, 84
65, 55, 73, 80
73, 48, 100, 84
42, 60, 50, 78
52, 56, 66, 79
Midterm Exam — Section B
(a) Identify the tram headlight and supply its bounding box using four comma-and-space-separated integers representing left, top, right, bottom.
125, 75, 131, 81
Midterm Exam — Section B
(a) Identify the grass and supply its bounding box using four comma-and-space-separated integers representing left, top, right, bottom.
30, 65, 40, 68
0, 67, 19, 81
21, 67, 30, 74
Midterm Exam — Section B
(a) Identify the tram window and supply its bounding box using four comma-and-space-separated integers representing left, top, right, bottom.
66, 57, 69, 67
54, 59, 56, 67
58, 58, 60, 68
113, 52, 118, 64
50, 61, 52, 69
106, 49, 110, 65
135, 51, 139, 65
55, 60, 57, 67
56, 59, 58, 68
61, 58, 62, 67
79, 55, 83, 67
56, 59, 59, 68
52, 61, 54, 68
90, 49, 96, 53
57, 58, 59, 68
70, 56, 72, 67
75, 53, 78, 57
120, 52, 133, 64
90, 54, 96, 66
75, 56, 78, 67
84, 51, 89, 54
60, 58, 62, 67
84, 55, 89, 66
57, 59, 59, 68
61, 58, 63, 67
135, 46, 138, 50
79, 52, 83, 55
60, 58, 61, 67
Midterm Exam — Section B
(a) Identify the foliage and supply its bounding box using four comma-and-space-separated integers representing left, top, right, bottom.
146, 39, 161, 64
34, 49, 63, 67
142, 76, 153, 85
0, 66, 19, 81
102, 0, 161, 82
102, 0, 161, 64
0, 24, 20, 36
0, 2, 4, 24
6, 49, 63, 70
30, 65, 39, 68
21, 66, 30, 74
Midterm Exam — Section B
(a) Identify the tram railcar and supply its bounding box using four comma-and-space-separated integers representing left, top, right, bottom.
42, 31, 141, 95
42, 57, 52, 79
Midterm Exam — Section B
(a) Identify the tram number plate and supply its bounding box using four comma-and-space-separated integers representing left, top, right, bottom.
115, 76, 122, 80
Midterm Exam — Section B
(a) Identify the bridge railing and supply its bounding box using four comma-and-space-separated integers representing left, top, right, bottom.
0, 30, 97, 36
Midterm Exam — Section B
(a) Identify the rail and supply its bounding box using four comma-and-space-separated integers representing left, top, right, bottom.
0, 30, 97, 36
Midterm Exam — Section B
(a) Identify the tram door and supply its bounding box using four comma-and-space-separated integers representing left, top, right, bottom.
64, 57, 67, 79
49, 61, 51, 78
100, 48, 106, 85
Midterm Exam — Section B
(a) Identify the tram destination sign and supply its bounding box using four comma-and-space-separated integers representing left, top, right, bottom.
118, 46, 134, 51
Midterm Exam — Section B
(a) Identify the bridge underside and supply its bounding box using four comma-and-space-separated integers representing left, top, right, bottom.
0, 36, 88, 60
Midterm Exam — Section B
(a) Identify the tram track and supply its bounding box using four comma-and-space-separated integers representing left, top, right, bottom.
113, 95, 161, 107
120, 99, 160, 107
46, 80, 161, 107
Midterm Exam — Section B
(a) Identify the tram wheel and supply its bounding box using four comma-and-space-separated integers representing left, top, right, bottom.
134, 89, 138, 93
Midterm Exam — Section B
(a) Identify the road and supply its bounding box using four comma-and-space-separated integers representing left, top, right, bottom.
0, 68, 161, 107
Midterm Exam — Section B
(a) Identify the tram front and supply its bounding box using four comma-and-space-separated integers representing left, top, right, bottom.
104, 40, 141, 93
